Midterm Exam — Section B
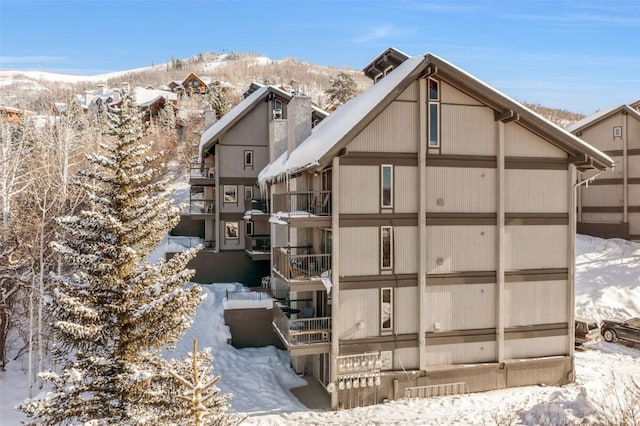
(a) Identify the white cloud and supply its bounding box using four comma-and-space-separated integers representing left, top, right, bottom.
352, 24, 394, 43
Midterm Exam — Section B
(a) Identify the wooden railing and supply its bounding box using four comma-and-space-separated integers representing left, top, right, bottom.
273, 248, 331, 281
272, 304, 331, 346
272, 191, 331, 216
190, 163, 215, 180
244, 199, 269, 214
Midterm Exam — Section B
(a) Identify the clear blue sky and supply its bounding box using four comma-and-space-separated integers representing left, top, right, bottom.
1, 0, 638, 114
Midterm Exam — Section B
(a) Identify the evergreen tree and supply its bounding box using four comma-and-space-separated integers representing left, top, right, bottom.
324, 71, 358, 108
19, 94, 204, 425
206, 82, 230, 119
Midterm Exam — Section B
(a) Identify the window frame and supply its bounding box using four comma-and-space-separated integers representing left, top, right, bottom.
245, 220, 254, 236
244, 150, 254, 166
380, 287, 393, 334
381, 164, 393, 208
380, 226, 393, 270
273, 99, 283, 119
223, 185, 237, 203
224, 221, 239, 240
428, 77, 440, 101
428, 102, 440, 148
244, 186, 253, 201
613, 126, 622, 138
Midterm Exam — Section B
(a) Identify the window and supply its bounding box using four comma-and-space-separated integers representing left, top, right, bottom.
244, 186, 253, 200
225, 221, 239, 239
245, 221, 254, 236
428, 103, 440, 147
381, 226, 393, 270
223, 185, 237, 203
273, 99, 283, 119
614, 126, 622, 138
380, 350, 392, 370
381, 288, 393, 333
244, 150, 253, 166
428, 78, 439, 101
381, 165, 393, 208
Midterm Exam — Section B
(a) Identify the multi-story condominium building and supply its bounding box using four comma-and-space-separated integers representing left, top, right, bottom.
567, 104, 640, 240
258, 48, 613, 409
180, 84, 327, 283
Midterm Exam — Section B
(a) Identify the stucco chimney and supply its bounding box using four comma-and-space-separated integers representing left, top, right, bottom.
121, 82, 131, 92
97, 83, 107, 95
203, 106, 217, 130
84, 90, 93, 106
286, 95, 312, 155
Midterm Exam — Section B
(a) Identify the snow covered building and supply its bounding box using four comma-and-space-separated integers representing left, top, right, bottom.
258, 48, 613, 409
183, 84, 327, 283
567, 104, 640, 240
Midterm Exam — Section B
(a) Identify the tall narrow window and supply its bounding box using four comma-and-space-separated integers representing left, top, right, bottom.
428, 78, 439, 101
273, 99, 283, 119
381, 288, 393, 333
381, 226, 393, 270
245, 220, 254, 236
244, 186, 253, 200
429, 103, 439, 147
244, 150, 253, 166
381, 165, 393, 208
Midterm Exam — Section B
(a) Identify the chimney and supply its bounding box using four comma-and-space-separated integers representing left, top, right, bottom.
84, 90, 93, 106
286, 95, 312, 155
121, 82, 131, 92
203, 106, 217, 129
97, 83, 107, 95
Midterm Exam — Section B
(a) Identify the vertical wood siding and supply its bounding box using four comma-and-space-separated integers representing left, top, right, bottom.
580, 185, 624, 206
440, 82, 483, 105
505, 225, 568, 270
395, 166, 419, 213
394, 226, 419, 275
339, 165, 379, 214
441, 104, 496, 156
396, 81, 419, 102
505, 122, 567, 157
427, 167, 496, 213
396, 286, 419, 334
581, 212, 624, 223
505, 170, 568, 213
580, 113, 624, 152
629, 119, 640, 149
340, 227, 379, 276
394, 347, 419, 370
424, 284, 496, 331
628, 184, 640, 205
426, 225, 496, 273
504, 336, 567, 359
505, 281, 568, 327
337, 289, 379, 339
629, 213, 640, 235
349, 101, 419, 153
629, 155, 640, 178
425, 341, 496, 366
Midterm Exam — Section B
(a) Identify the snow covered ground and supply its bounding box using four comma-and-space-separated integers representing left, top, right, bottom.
2, 234, 640, 424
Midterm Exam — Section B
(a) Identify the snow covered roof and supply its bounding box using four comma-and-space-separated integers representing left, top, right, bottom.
362, 47, 411, 81
133, 87, 177, 108
259, 50, 614, 184
566, 104, 640, 133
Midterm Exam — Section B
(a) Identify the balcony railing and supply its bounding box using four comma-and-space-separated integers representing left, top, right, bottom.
272, 303, 331, 347
273, 248, 331, 281
190, 162, 215, 180
272, 191, 331, 217
245, 235, 270, 252
244, 199, 269, 214
188, 199, 215, 215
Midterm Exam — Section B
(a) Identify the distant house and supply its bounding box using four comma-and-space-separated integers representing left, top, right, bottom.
567, 104, 640, 240
182, 72, 211, 96
0, 105, 33, 123
258, 48, 612, 410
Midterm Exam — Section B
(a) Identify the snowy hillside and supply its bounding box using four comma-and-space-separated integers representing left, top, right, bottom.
2, 235, 639, 424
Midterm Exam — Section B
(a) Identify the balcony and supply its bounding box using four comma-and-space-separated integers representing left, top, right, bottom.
245, 235, 270, 261
187, 198, 215, 219
271, 191, 331, 227
273, 247, 331, 290
272, 303, 331, 355
189, 162, 215, 186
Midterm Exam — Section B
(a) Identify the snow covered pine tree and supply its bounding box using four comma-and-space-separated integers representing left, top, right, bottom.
19, 93, 212, 424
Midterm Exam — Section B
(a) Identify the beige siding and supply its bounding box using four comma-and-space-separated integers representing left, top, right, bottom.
218, 145, 269, 178
395, 347, 419, 370
426, 167, 496, 213
629, 154, 640, 178
424, 284, 496, 331
340, 227, 379, 276
396, 81, 418, 102
505, 225, 568, 270
504, 336, 567, 359
441, 104, 496, 156
579, 113, 624, 152
505, 281, 568, 327
273, 221, 288, 247
395, 166, 418, 213
337, 289, 378, 340
396, 286, 418, 334
629, 119, 640, 150
505, 169, 568, 213
630, 213, 640, 235
629, 184, 640, 205
425, 341, 496, 366
581, 212, 624, 223
581, 185, 623, 207
505, 122, 567, 157
339, 165, 379, 214
395, 226, 418, 274
440, 82, 482, 106
426, 225, 496, 273
349, 101, 418, 153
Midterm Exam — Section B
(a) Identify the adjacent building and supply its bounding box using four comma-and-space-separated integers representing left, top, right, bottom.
258, 49, 613, 409
567, 104, 640, 240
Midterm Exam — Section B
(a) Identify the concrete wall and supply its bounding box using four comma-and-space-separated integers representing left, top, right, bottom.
223, 307, 285, 349
171, 215, 205, 238
167, 250, 269, 285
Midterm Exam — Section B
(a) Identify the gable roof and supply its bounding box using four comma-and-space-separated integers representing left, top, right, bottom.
260, 51, 613, 184
362, 47, 411, 81
567, 104, 640, 134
